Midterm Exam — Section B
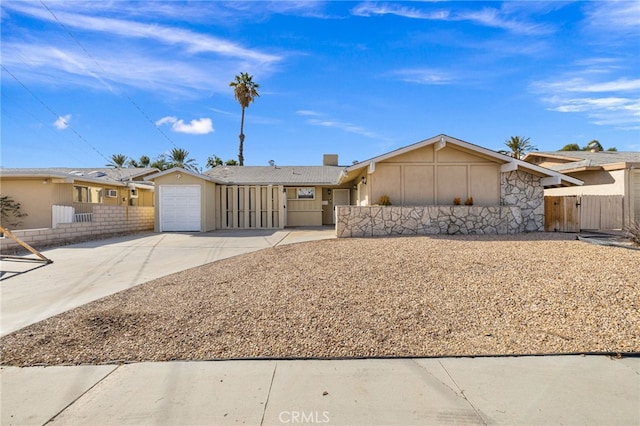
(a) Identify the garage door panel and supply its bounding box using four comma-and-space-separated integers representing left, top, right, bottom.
160, 185, 201, 232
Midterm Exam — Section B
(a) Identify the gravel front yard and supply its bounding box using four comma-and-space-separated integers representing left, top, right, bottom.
1, 233, 638, 366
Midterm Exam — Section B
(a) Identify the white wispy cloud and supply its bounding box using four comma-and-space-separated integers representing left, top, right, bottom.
351, 2, 553, 35
352, 3, 450, 20
155, 116, 214, 135
390, 68, 456, 85
535, 78, 640, 93
54, 114, 71, 130
1, 2, 283, 97
295, 110, 322, 117
2, 43, 232, 96
583, 1, 640, 32
532, 66, 640, 129
3, 2, 281, 64
297, 110, 389, 140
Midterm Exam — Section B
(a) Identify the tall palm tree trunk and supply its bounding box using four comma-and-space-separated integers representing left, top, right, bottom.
238, 107, 246, 166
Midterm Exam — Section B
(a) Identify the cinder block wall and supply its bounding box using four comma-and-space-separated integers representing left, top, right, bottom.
1, 206, 154, 252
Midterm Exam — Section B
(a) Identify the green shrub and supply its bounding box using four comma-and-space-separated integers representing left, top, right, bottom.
0, 195, 27, 228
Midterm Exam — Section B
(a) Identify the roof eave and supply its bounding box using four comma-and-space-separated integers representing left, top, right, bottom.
145, 167, 224, 184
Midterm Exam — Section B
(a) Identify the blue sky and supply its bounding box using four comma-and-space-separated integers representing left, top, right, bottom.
1, 1, 639, 169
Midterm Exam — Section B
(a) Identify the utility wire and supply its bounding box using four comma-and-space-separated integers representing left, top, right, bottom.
1, 63, 112, 165
39, 0, 180, 149
1, 92, 90, 166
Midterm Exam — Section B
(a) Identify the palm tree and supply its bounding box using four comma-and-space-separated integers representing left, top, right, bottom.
127, 155, 151, 168
206, 155, 224, 168
229, 72, 260, 166
138, 155, 151, 167
150, 155, 169, 171
167, 148, 198, 172
501, 136, 536, 160
106, 154, 128, 168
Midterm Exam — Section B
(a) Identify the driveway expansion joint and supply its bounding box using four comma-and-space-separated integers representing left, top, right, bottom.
437, 360, 488, 425
43, 364, 120, 425
260, 362, 278, 426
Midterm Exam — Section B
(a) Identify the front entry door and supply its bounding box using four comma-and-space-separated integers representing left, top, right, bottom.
322, 188, 333, 225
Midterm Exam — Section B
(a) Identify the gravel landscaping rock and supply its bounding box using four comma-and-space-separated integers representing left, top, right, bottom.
1, 233, 638, 366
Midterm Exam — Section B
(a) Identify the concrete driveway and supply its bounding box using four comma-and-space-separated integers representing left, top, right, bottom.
0, 228, 335, 337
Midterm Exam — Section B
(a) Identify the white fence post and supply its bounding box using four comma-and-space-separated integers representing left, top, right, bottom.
52, 205, 74, 228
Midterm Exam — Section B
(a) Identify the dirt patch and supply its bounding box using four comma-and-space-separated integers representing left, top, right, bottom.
1, 233, 638, 366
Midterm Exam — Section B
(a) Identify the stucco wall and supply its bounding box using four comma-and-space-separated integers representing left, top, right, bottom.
0, 205, 154, 252
544, 169, 625, 196
1, 179, 55, 229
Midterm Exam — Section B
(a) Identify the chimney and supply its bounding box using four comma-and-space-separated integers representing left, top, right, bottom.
323, 154, 338, 166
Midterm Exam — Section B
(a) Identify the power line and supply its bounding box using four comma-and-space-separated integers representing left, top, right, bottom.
1, 92, 89, 166
1, 64, 112, 165
39, 0, 180, 150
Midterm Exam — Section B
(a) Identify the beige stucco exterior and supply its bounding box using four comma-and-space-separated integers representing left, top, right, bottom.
355, 144, 502, 207
1, 176, 153, 230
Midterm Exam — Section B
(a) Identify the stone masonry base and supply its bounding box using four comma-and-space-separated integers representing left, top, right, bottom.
336, 205, 527, 238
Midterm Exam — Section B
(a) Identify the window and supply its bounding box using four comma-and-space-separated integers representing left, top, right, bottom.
73, 186, 103, 203
287, 187, 316, 200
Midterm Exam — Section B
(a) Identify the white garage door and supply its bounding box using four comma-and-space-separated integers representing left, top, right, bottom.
160, 185, 201, 232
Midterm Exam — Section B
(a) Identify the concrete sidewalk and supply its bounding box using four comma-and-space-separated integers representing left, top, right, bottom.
0, 228, 336, 336
2, 356, 638, 425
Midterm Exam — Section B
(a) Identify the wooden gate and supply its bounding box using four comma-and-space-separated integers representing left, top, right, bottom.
544, 195, 624, 232
544, 196, 580, 232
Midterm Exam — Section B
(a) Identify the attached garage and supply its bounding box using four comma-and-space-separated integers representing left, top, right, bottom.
159, 185, 201, 231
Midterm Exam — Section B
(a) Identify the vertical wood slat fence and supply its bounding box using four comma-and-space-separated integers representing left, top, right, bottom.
544, 195, 624, 232
216, 185, 285, 229
579, 195, 623, 230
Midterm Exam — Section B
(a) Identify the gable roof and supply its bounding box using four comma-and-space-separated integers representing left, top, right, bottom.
0, 167, 157, 188
523, 151, 640, 173
339, 134, 583, 187
144, 167, 225, 184
204, 165, 344, 186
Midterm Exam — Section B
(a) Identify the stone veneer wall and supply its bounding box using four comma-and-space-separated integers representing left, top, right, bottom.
336, 169, 545, 237
1, 205, 154, 252
501, 170, 544, 232
336, 205, 522, 237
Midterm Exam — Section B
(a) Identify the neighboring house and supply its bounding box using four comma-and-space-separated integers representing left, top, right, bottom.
0, 168, 156, 229
146, 135, 582, 236
524, 151, 640, 227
